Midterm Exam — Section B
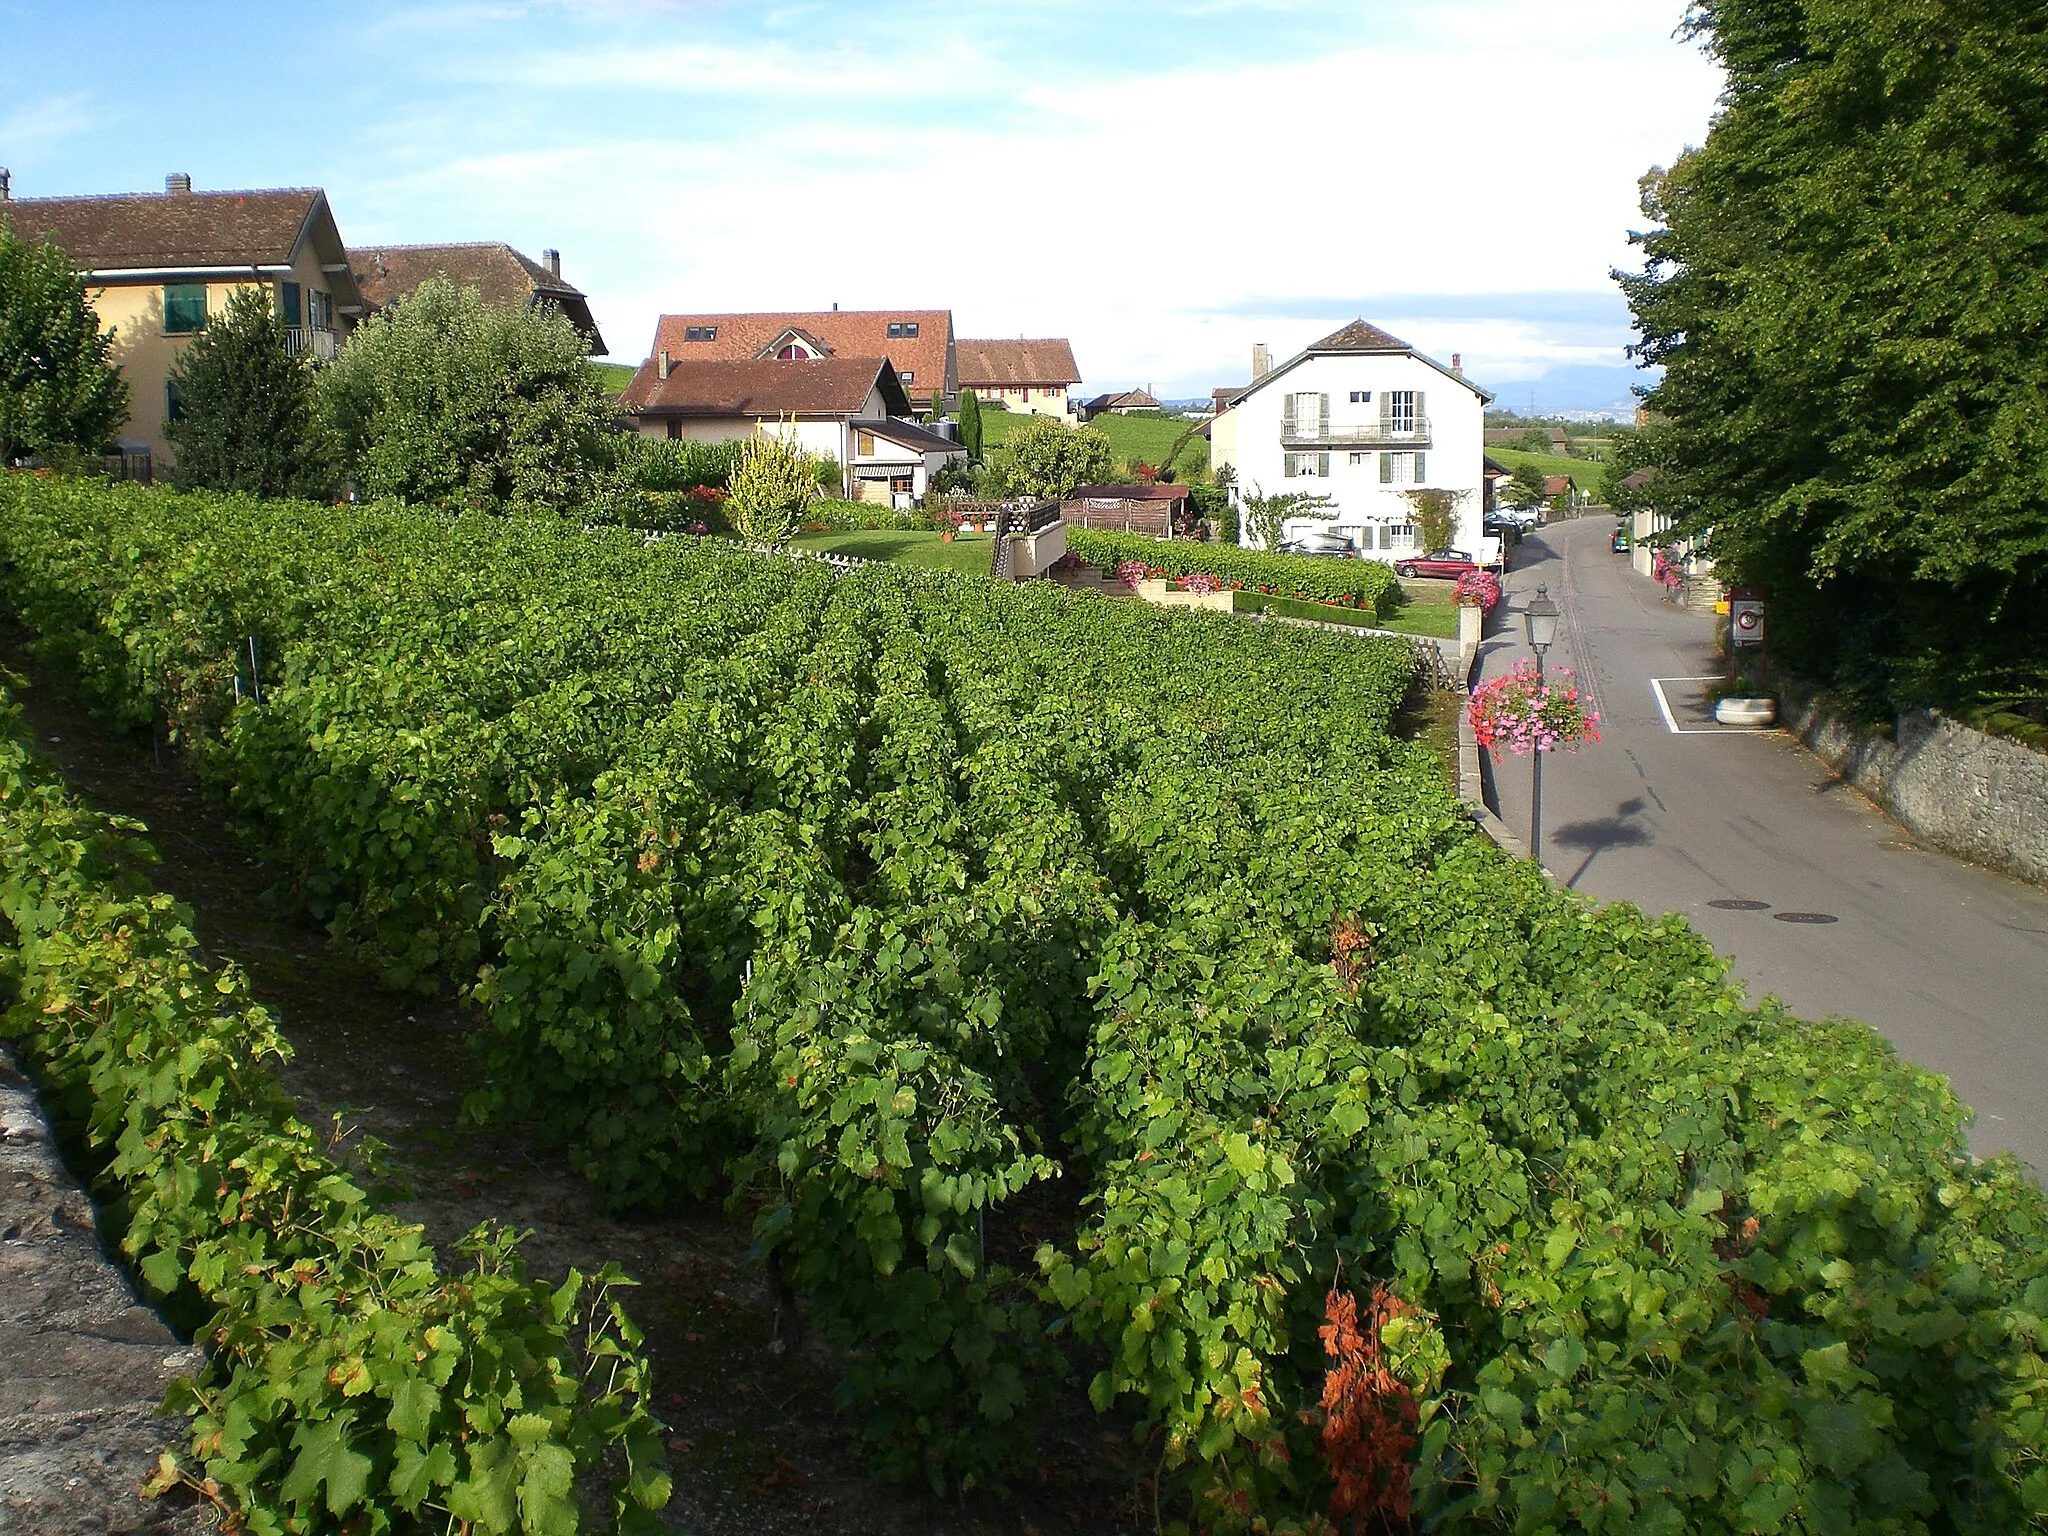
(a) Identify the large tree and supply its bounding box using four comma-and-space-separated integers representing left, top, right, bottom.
0, 221, 125, 463
165, 286, 331, 498
981, 414, 1113, 500
318, 276, 613, 512
1622, 0, 2048, 721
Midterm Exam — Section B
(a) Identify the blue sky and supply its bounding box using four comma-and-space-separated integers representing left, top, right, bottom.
1, 0, 1724, 414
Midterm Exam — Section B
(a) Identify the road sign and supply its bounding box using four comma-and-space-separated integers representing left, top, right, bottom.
1729, 591, 1766, 649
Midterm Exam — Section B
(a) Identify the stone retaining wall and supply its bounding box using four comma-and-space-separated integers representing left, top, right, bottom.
1780, 680, 2048, 888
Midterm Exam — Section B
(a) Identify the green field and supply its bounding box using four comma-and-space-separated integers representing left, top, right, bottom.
1485, 444, 1602, 496
981, 408, 1208, 480
590, 360, 640, 395
1236, 589, 1461, 639
790, 528, 995, 575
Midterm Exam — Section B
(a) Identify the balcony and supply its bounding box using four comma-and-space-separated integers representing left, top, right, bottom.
1280, 414, 1431, 449
285, 326, 339, 361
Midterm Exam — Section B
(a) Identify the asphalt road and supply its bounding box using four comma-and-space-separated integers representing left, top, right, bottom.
1478, 516, 2048, 1175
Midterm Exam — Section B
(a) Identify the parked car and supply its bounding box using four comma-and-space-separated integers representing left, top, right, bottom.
1278, 528, 1359, 557
1611, 525, 1631, 554
1394, 550, 1480, 579
1483, 510, 1524, 539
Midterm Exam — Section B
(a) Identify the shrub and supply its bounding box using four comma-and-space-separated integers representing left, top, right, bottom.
165, 286, 332, 499
0, 220, 126, 463
982, 415, 1114, 500
724, 429, 817, 545
1068, 527, 1401, 615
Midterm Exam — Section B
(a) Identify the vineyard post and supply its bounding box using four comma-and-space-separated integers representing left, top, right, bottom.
1522, 586, 1560, 865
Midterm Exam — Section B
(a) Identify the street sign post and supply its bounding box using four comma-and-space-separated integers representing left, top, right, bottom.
1727, 586, 1767, 678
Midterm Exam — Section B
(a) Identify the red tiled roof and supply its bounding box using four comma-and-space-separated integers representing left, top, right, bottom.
1308, 318, 1413, 352
957, 338, 1080, 388
350, 242, 605, 353
649, 310, 953, 395
1545, 475, 1577, 494
2, 187, 327, 271
621, 357, 911, 418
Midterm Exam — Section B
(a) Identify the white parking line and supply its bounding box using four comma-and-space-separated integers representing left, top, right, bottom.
1650, 676, 1775, 735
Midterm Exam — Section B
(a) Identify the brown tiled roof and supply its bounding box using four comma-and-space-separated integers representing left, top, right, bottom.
957, 338, 1080, 388
649, 310, 954, 395
1067, 483, 1190, 502
1620, 467, 1659, 490
3, 187, 328, 272
621, 357, 912, 418
1084, 389, 1162, 411
350, 242, 606, 354
1545, 475, 1577, 494
1308, 318, 1412, 352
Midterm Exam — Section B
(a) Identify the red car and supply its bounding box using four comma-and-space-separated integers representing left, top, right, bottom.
1394, 550, 1479, 579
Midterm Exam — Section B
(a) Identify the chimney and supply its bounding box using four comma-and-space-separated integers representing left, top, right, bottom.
166, 172, 193, 196
0, 169, 10, 202
1252, 343, 1272, 381
1452, 353, 1463, 375
832, 301, 839, 311
658, 350, 672, 380
541, 248, 561, 278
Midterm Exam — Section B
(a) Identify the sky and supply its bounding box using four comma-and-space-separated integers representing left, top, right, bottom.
0, 1, 1725, 416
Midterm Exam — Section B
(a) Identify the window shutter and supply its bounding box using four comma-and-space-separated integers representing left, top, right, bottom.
1318, 453, 1330, 477
1318, 394, 1330, 437
1415, 390, 1426, 435
1379, 453, 1392, 484
1415, 452, 1427, 483
1380, 392, 1393, 434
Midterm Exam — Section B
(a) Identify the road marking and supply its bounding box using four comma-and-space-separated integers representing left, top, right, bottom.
1650, 676, 1777, 735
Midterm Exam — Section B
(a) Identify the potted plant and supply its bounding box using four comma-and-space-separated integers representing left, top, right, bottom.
1709, 666, 1777, 726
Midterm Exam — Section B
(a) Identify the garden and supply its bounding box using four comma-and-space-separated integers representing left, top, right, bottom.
0, 472, 2042, 1535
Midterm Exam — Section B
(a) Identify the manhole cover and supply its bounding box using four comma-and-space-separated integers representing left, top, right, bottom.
1708, 899, 1771, 911
1773, 911, 1839, 925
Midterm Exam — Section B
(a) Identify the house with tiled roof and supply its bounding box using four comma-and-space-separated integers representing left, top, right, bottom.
646, 309, 958, 406
956, 338, 1080, 419
350, 242, 606, 354
1079, 387, 1162, 421
619, 353, 963, 506
1210, 319, 1492, 560
0, 171, 364, 467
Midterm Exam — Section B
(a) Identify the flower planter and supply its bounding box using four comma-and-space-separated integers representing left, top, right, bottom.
1714, 696, 1778, 727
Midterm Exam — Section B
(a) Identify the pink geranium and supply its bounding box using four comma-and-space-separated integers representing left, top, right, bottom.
1467, 661, 1601, 757
1454, 569, 1502, 610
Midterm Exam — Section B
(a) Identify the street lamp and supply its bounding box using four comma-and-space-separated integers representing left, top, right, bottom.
1523, 585, 1561, 865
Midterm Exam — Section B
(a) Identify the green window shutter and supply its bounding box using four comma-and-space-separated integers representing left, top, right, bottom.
1318, 394, 1330, 436
163, 284, 207, 334
280, 281, 302, 328
1318, 453, 1330, 477
1415, 452, 1427, 482
1379, 453, 1392, 484
1415, 390, 1426, 433
165, 380, 184, 424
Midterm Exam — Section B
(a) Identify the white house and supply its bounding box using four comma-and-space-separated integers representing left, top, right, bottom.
1210, 320, 1494, 562
619, 353, 964, 505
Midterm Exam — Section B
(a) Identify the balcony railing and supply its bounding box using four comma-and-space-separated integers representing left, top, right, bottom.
284, 326, 338, 361
1280, 414, 1432, 447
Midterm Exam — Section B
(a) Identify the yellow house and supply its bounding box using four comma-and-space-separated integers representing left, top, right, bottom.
955, 338, 1081, 419
0, 173, 364, 470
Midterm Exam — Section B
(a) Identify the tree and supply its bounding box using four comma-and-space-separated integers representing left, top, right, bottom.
1239, 484, 1335, 551
724, 426, 817, 546
1509, 465, 1548, 508
1621, 0, 2048, 720
317, 276, 613, 512
982, 415, 1114, 500
1401, 487, 1469, 552
0, 221, 125, 463
164, 286, 332, 498
957, 388, 984, 463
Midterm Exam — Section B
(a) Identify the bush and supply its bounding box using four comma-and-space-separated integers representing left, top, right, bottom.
982, 415, 1114, 500
0, 221, 126, 463
165, 286, 332, 499
725, 431, 818, 545
801, 499, 941, 533
1067, 526, 1401, 615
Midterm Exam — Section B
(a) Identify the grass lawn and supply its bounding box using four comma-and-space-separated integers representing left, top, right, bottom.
590, 361, 639, 396
1232, 591, 1457, 639
790, 529, 995, 576
981, 409, 1208, 480
1486, 445, 1601, 492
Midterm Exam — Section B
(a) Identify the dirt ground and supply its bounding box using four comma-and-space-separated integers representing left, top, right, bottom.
0, 638, 1159, 1536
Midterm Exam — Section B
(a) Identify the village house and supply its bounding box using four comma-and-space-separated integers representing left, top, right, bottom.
0, 172, 364, 469
645, 309, 959, 408
619, 351, 962, 506
955, 338, 1081, 418
1209, 320, 1492, 560
350, 242, 607, 354
1079, 387, 1163, 421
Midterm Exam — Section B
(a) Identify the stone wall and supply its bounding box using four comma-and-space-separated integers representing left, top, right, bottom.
1780, 680, 2048, 888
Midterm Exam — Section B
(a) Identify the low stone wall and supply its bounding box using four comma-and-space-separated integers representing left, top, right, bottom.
1780, 679, 2048, 888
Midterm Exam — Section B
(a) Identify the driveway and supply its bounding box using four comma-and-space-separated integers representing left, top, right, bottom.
1477, 516, 2048, 1175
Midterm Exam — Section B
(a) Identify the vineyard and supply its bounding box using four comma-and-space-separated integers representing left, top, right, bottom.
1064, 527, 1402, 614
1, 474, 2045, 1533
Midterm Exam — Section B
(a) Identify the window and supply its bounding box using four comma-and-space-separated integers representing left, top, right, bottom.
1284, 452, 1329, 478
777, 344, 806, 360
857, 430, 877, 456
311, 289, 333, 329
164, 283, 207, 334
1379, 522, 1417, 550
1384, 389, 1417, 435
665, 420, 682, 440
280, 281, 302, 328
900, 370, 914, 384
890, 474, 914, 493
1379, 451, 1425, 485
887, 321, 920, 339
1021, 387, 1031, 402
1349, 451, 1371, 466
165, 380, 185, 424
684, 325, 717, 342
1349, 390, 1372, 404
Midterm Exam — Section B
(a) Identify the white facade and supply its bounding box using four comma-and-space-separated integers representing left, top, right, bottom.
976, 384, 1074, 419
1212, 338, 1492, 563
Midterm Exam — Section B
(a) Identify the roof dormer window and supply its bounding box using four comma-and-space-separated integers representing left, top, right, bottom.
684, 325, 717, 342
887, 321, 919, 339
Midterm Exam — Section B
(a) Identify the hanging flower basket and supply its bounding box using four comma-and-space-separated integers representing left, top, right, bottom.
1467, 661, 1601, 757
